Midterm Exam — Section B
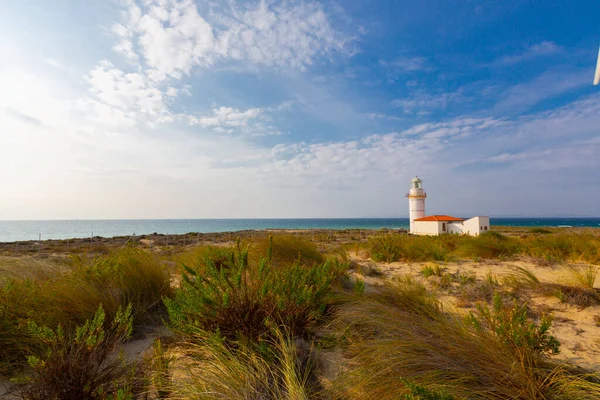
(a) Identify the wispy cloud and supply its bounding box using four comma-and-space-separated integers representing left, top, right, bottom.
495, 41, 562, 66
391, 89, 466, 115
186, 106, 283, 136
365, 112, 403, 121
379, 56, 428, 72
491, 68, 589, 114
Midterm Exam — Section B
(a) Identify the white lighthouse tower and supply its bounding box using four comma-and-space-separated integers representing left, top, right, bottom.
407, 176, 426, 233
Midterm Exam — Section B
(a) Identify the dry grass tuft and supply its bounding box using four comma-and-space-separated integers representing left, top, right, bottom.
0, 248, 171, 374
162, 328, 317, 400
330, 278, 600, 400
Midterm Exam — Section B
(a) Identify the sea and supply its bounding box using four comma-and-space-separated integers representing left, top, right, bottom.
0, 218, 599, 243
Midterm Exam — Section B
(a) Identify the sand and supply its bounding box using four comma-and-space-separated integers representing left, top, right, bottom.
348, 252, 600, 371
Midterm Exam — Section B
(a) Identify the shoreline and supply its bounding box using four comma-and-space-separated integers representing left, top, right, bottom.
0, 228, 399, 256
1, 226, 598, 256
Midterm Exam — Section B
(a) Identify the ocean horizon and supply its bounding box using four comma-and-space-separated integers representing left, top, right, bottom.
1, 218, 599, 243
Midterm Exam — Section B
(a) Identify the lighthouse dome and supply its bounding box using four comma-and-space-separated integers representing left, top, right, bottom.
411, 176, 422, 184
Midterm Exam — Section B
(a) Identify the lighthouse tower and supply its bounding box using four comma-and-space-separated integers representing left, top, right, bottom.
407, 176, 426, 233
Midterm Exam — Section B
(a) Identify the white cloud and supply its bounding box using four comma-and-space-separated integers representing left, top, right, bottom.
496, 41, 562, 66
186, 105, 285, 136
380, 56, 428, 72
257, 117, 501, 189
111, 0, 354, 81
190, 106, 261, 128
391, 89, 466, 114
365, 112, 403, 121
87, 60, 170, 118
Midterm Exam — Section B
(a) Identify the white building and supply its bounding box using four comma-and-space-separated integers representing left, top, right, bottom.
406, 176, 490, 236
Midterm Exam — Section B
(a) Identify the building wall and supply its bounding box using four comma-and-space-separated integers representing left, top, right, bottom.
409, 197, 426, 232
462, 216, 490, 236
447, 222, 464, 234
412, 221, 442, 235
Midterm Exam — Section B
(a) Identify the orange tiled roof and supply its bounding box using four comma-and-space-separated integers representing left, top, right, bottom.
414, 215, 465, 222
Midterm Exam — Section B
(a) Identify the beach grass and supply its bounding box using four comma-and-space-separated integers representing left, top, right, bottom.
2, 231, 600, 399
0, 248, 171, 375
367, 231, 600, 264
330, 278, 600, 400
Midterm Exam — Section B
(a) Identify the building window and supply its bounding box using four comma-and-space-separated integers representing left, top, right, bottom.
484, 226, 488, 231
442, 223, 446, 232
480, 226, 483, 230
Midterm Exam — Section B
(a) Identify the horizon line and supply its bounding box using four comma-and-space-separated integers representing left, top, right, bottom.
1, 216, 600, 222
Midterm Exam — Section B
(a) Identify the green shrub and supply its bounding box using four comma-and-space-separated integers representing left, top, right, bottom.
165, 239, 347, 342
529, 228, 552, 234
421, 265, 435, 278
20, 304, 142, 400
367, 234, 404, 262
468, 293, 560, 358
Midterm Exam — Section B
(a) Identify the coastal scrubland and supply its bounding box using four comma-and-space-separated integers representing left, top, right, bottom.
1, 228, 600, 399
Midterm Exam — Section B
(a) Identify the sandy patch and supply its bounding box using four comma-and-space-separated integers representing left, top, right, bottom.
349, 253, 600, 372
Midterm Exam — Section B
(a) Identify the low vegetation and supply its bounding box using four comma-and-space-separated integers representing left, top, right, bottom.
1, 230, 599, 399
164, 237, 347, 342
368, 231, 600, 264
331, 279, 599, 400
20, 304, 142, 400
0, 248, 171, 375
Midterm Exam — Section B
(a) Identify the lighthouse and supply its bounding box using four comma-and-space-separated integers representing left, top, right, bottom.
407, 176, 426, 233
407, 176, 491, 236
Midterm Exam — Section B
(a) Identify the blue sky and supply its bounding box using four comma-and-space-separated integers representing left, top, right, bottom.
0, 0, 599, 219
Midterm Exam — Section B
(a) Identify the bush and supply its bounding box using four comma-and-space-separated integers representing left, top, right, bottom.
368, 234, 404, 262
20, 304, 141, 400
454, 234, 520, 260
165, 239, 347, 342
468, 293, 560, 359
529, 228, 552, 234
